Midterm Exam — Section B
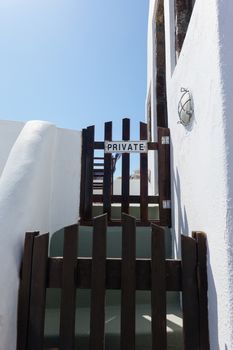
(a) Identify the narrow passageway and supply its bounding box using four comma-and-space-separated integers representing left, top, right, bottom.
17, 118, 208, 349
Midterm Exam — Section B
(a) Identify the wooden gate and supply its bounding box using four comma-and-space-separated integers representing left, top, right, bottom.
17, 214, 209, 350
80, 118, 171, 227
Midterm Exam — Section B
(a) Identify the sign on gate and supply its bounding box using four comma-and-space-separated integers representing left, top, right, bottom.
104, 141, 148, 153
80, 118, 171, 227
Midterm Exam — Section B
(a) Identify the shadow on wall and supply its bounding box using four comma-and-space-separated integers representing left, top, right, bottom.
207, 244, 220, 349
171, 143, 219, 347
170, 137, 220, 347
172, 166, 189, 257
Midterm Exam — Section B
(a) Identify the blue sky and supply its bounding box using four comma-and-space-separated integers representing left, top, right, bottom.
0, 0, 149, 141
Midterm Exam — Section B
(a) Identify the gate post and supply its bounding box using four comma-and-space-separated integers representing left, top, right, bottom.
121, 118, 130, 214
103, 122, 112, 219
140, 122, 148, 222
80, 128, 87, 220
83, 125, 94, 221
192, 231, 210, 350
158, 127, 171, 227
181, 235, 200, 350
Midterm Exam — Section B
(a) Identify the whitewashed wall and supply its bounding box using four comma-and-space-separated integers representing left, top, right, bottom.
148, 0, 233, 348
0, 120, 24, 176
0, 120, 81, 350
217, 1, 233, 347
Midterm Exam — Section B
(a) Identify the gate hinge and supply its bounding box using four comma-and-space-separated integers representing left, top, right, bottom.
161, 136, 170, 145
163, 200, 171, 209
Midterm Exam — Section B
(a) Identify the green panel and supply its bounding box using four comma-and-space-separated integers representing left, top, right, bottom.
48, 223, 172, 308
50, 225, 171, 259
45, 222, 180, 349
44, 292, 183, 350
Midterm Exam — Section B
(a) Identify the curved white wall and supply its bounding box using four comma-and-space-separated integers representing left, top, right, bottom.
0, 120, 81, 350
0, 120, 24, 175
148, 0, 233, 348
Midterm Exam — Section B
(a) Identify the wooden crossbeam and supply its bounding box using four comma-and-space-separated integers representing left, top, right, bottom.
17, 217, 209, 350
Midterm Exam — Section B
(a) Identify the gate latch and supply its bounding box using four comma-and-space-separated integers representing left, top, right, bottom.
161, 136, 170, 145
163, 200, 171, 209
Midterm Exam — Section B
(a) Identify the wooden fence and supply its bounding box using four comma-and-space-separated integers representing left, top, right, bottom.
80, 118, 171, 227
17, 214, 209, 350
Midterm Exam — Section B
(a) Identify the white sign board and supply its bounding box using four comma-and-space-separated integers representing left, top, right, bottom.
105, 141, 148, 153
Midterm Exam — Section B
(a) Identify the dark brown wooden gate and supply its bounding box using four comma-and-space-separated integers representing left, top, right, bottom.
80, 118, 171, 227
17, 214, 209, 350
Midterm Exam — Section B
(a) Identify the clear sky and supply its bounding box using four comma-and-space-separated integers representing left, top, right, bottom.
0, 0, 149, 141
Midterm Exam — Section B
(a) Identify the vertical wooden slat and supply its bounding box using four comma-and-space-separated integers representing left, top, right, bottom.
80, 128, 87, 220
17, 231, 39, 350
192, 232, 210, 350
103, 122, 112, 219
140, 122, 148, 222
121, 118, 130, 214
121, 213, 136, 350
27, 233, 49, 350
59, 224, 78, 350
158, 127, 171, 227
90, 214, 107, 350
151, 224, 167, 349
84, 125, 95, 220
181, 234, 199, 350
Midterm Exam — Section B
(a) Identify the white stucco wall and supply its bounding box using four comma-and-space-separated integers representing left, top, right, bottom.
148, 0, 233, 348
217, 1, 233, 347
0, 120, 81, 350
112, 176, 155, 196
0, 120, 24, 176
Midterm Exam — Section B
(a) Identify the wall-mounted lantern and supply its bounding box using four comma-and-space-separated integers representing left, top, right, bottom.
177, 88, 193, 126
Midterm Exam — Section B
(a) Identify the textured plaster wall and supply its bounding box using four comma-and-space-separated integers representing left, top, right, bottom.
217, 1, 233, 347
147, 0, 233, 348
0, 120, 81, 350
0, 120, 24, 176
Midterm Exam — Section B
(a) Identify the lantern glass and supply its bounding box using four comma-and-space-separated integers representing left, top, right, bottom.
178, 88, 193, 126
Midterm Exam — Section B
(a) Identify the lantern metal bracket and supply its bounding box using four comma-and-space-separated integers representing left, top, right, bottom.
177, 87, 194, 126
